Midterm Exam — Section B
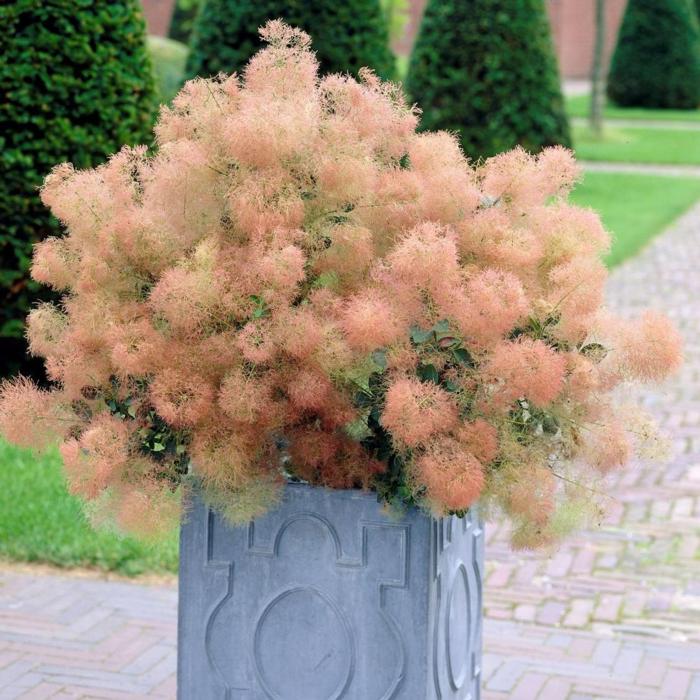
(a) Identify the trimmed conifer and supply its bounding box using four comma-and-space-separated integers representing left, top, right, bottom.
0, 0, 156, 376
169, 0, 201, 43
186, 0, 395, 80
405, 0, 570, 161
607, 0, 700, 109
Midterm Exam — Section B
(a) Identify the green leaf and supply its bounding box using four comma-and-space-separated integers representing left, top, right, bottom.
580, 342, 607, 360
370, 349, 387, 370
249, 294, 268, 319
542, 415, 559, 434
312, 271, 340, 289
345, 413, 373, 441
355, 390, 373, 408
452, 347, 474, 366
442, 379, 460, 393
417, 363, 440, 384
398, 485, 412, 499
410, 325, 433, 344
152, 442, 165, 452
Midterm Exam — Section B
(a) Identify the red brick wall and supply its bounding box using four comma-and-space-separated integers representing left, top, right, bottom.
397, 0, 628, 81
548, 0, 628, 79
141, 0, 629, 78
141, 0, 176, 37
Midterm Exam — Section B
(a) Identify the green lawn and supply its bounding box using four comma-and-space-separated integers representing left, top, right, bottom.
571, 172, 700, 267
396, 53, 409, 80
0, 440, 178, 576
147, 35, 189, 104
572, 125, 700, 166
566, 94, 700, 123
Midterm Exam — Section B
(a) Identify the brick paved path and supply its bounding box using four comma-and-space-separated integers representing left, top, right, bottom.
1, 205, 700, 698
0, 571, 176, 699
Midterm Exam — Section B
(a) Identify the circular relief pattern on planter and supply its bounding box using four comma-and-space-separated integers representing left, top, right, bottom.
446, 563, 470, 691
253, 586, 355, 700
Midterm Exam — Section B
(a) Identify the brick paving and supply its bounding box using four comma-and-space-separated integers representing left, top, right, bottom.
1, 204, 700, 698
0, 571, 177, 699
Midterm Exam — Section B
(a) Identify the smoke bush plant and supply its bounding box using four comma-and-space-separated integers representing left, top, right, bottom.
0, 23, 682, 548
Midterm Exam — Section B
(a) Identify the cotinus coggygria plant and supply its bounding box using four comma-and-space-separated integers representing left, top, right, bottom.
0, 22, 682, 548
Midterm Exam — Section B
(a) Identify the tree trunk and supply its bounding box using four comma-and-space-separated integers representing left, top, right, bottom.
590, 0, 606, 136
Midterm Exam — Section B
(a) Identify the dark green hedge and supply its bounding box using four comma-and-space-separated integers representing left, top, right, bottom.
0, 0, 156, 377
405, 0, 570, 161
186, 0, 395, 80
169, 0, 201, 44
608, 0, 700, 109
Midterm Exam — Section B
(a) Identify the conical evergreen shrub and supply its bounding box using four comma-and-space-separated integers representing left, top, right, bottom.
607, 0, 700, 109
169, 0, 201, 43
405, 0, 570, 161
0, 0, 156, 376
186, 0, 395, 80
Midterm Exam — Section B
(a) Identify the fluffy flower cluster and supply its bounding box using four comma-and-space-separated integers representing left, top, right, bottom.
0, 22, 682, 546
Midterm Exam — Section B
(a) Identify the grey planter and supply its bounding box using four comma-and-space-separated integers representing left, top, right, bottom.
178, 484, 483, 699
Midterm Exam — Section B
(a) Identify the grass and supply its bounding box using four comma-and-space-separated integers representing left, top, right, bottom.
147, 35, 189, 104
572, 125, 700, 166
571, 172, 700, 267
396, 53, 409, 81
0, 440, 178, 576
566, 93, 700, 123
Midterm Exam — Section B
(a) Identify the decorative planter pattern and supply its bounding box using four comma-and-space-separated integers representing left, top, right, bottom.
178, 485, 483, 699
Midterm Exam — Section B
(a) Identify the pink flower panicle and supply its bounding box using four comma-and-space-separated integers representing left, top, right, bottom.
481, 339, 567, 412
341, 293, 406, 353
0, 21, 681, 548
149, 368, 215, 428
614, 311, 683, 383
0, 377, 74, 451
448, 269, 530, 348
381, 377, 459, 448
416, 438, 485, 512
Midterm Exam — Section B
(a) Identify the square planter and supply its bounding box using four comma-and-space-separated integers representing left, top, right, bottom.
178, 484, 483, 699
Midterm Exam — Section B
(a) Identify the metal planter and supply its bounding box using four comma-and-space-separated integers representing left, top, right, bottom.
178, 484, 483, 699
